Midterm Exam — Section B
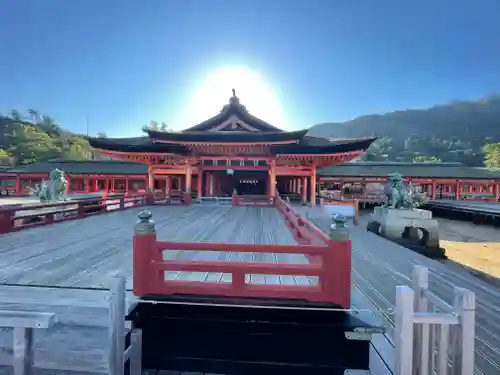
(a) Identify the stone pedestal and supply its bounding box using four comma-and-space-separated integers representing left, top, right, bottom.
370, 207, 440, 250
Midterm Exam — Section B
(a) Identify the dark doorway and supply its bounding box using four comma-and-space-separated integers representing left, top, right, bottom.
213, 170, 268, 196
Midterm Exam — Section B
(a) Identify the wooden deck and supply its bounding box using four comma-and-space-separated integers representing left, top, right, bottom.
302, 206, 500, 375
0, 205, 393, 375
0, 205, 311, 289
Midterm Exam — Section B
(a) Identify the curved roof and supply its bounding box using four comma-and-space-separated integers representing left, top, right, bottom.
272, 137, 377, 154
146, 129, 308, 143
86, 94, 376, 156
87, 136, 190, 154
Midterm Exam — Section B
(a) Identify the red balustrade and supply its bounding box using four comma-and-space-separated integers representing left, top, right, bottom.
133, 198, 352, 308
0, 194, 148, 234
232, 194, 274, 207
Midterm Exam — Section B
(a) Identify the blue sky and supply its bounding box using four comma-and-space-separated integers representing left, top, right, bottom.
1, 0, 499, 137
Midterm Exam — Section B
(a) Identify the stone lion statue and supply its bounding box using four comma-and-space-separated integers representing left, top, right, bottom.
29, 168, 68, 202
383, 172, 428, 209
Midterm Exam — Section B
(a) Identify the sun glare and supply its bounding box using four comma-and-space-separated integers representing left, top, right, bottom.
183, 66, 287, 129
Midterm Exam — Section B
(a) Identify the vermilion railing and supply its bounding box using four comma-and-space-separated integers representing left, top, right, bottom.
0, 194, 149, 234
0, 189, 198, 234
232, 194, 274, 207
133, 195, 352, 308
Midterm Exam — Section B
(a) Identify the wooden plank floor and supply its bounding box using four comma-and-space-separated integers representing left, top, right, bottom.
0, 205, 309, 289
0, 205, 391, 375
302, 206, 500, 375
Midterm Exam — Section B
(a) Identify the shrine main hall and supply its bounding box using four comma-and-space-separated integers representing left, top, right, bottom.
86, 93, 375, 205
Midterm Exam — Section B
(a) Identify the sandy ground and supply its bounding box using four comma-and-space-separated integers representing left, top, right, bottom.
437, 217, 500, 280
359, 211, 500, 281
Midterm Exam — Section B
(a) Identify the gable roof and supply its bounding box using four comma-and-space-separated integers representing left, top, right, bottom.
318, 161, 500, 179
182, 93, 284, 133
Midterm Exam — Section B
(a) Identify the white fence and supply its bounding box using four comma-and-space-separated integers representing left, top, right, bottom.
1, 268, 477, 375
395, 265, 476, 375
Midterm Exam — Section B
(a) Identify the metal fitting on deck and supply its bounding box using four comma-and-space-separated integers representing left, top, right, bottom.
329, 213, 349, 240
135, 210, 156, 235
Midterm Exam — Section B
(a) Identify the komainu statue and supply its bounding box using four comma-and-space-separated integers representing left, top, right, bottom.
383, 172, 428, 209
29, 168, 68, 202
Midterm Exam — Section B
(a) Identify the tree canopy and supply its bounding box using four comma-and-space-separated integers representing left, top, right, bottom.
0, 111, 93, 166
483, 142, 500, 170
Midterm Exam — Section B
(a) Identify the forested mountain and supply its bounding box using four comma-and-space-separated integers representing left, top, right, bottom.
308, 95, 500, 166
0, 110, 92, 166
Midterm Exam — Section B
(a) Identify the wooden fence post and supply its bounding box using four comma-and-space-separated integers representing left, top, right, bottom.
108, 275, 126, 375
133, 210, 157, 297
0, 209, 14, 234
454, 287, 476, 375
326, 214, 351, 308
395, 285, 415, 375
412, 265, 429, 375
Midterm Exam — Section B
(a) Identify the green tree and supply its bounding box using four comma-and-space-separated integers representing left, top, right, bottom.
413, 155, 442, 162
96, 131, 108, 138
0, 148, 14, 166
27, 109, 40, 125
59, 138, 92, 160
9, 110, 21, 121
483, 142, 500, 170
40, 115, 61, 135
7, 125, 61, 164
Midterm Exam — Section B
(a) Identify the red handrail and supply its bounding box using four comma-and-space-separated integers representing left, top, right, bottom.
133, 198, 352, 308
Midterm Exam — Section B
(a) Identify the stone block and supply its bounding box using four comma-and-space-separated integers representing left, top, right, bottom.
373, 206, 432, 220
370, 207, 440, 250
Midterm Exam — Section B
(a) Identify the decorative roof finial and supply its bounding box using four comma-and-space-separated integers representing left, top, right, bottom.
229, 88, 240, 105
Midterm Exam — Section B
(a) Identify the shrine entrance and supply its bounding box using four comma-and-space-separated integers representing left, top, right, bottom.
212, 170, 268, 196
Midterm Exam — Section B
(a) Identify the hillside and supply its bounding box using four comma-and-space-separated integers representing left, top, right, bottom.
0, 110, 92, 166
308, 95, 500, 166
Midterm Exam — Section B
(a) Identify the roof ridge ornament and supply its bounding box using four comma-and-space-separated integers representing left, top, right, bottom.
229, 88, 241, 106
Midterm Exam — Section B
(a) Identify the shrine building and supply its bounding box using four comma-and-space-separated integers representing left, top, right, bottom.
84, 92, 375, 205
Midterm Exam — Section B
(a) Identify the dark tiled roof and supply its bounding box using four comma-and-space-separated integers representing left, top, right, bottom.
87, 136, 190, 154
272, 137, 377, 154
318, 162, 500, 179
146, 129, 308, 143
183, 95, 284, 132
7, 160, 148, 175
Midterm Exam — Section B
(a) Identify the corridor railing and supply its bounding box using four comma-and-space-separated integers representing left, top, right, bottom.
395, 265, 475, 375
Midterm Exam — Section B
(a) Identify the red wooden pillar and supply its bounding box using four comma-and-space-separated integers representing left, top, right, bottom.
147, 166, 154, 191
165, 176, 171, 197
205, 172, 210, 196
301, 176, 307, 203
197, 170, 203, 199
66, 176, 72, 194
310, 168, 316, 206
15, 175, 21, 193
495, 183, 500, 201
431, 181, 437, 200
455, 181, 460, 200
269, 162, 276, 198
125, 179, 129, 194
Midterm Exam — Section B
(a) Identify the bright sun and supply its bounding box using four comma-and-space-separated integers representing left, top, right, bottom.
184, 66, 287, 129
